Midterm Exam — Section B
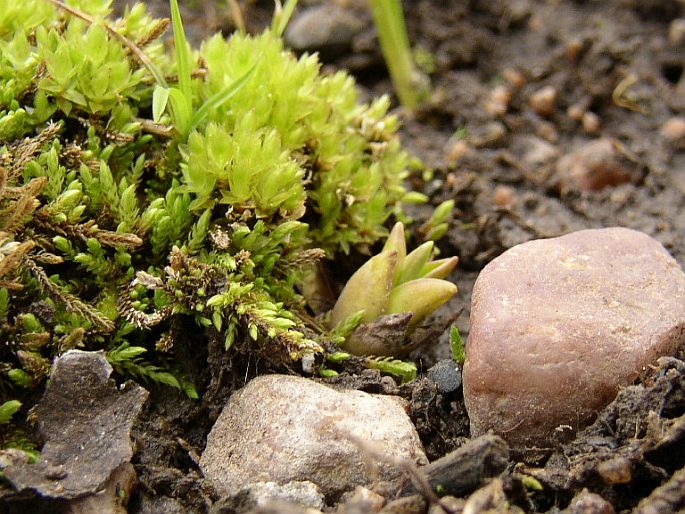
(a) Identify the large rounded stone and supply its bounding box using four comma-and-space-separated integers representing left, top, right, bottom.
463, 227, 685, 448
285, 4, 367, 54
200, 375, 426, 499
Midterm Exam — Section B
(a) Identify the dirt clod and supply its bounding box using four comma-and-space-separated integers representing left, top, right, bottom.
556, 138, 643, 192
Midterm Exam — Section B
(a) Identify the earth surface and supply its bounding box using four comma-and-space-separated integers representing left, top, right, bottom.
5, 0, 685, 513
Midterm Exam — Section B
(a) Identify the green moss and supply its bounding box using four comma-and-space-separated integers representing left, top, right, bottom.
0, 0, 434, 420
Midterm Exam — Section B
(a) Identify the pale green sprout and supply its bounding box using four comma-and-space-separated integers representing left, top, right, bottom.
366, 357, 417, 383
420, 199, 454, 241
322, 349, 417, 384
369, 0, 430, 110
450, 326, 465, 365
329, 222, 458, 356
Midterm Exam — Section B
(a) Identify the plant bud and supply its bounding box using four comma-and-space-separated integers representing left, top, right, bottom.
382, 222, 407, 262
328, 250, 399, 328
396, 241, 434, 285
420, 256, 459, 280
387, 278, 457, 329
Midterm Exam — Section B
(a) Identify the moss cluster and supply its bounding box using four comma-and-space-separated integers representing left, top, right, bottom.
0, 0, 423, 428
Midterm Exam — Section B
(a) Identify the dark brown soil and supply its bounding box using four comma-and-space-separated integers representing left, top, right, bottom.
30, 1, 685, 513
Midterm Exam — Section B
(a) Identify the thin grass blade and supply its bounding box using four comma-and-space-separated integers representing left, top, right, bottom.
190, 65, 257, 132
169, 0, 193, 101
272, 0, 299, 37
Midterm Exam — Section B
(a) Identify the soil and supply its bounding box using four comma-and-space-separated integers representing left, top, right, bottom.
6, 1, 685, 513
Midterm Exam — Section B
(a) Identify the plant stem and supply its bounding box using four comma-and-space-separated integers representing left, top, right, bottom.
369, 0, 428, 110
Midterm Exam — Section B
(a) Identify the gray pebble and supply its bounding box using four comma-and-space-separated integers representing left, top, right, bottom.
427, 359, 462, 394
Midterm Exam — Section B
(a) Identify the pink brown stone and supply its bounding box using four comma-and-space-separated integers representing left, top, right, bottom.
463, 227, 685, 449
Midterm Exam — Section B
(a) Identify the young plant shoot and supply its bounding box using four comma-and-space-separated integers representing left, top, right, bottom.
329, 222, 458, 356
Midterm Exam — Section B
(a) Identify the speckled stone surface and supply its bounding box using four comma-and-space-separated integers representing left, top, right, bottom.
201, 374, 427, 498
463, 227, 685, 448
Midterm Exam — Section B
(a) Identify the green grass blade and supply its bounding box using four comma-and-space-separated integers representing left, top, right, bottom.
272, 0, 299, 37
169, 0, 193, 102
450, 326, 465, 364
190, 65, 257, 133
167, 88, 192, 136
142, 60, 169, 89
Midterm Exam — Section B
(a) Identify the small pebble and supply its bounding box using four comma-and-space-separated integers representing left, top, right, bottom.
567, 103, 586, 121
285, 4, 367, 54
535, 120, 559, 142
463, 478, 524, 514
582, 111, 600, 134
529, 86, 557, 117
427, 360, 462, 394
201, 375, 427, 497
556, 138, 641, 192
660, 117, 685, 142
503, 68, 526, 89
463, 228, 685, 448
473, 121, 507, 148
597, 457, 632, 485
566, 38, 584, 61
492, 185, 518, 208
485, 85, 512, 116
668, 18, 685, 45
341, 486, 386, 512
609, 188, 631, 206
428, 496, 465, 514
445, 139, 471, 165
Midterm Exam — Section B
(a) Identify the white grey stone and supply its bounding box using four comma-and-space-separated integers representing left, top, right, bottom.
285, 4, 367, 52
231, 481, 324, 511
200, 375, 427, 498
463, 227, 685, 448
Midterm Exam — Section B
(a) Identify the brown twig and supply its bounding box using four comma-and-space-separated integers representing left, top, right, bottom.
347, 434, 459, 514
24, 257, 115, 332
